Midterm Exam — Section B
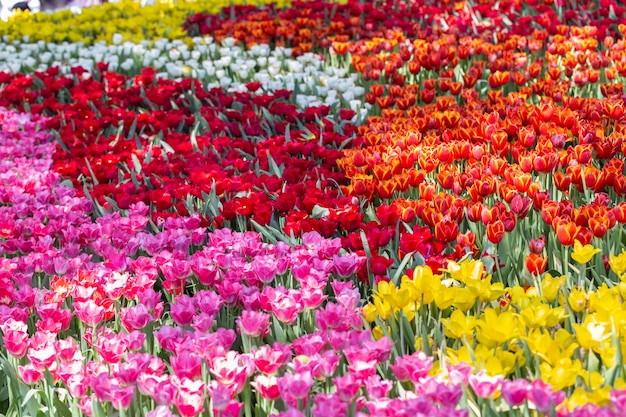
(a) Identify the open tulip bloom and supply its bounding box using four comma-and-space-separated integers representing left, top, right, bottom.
2, 0, 626, 416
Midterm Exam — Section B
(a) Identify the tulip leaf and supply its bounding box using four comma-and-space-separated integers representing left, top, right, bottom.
190, 121, 200, 152
391, 251, 416, 285
91, 399, 107, 417
53, 393, 72, 417
127, 115, 138, 139
87, 100, 102, 118
51, 130, 70, 153
104, 197, 120, 212
84, 158, 99, 185
131, 154, 142, 174
160, 140, 175, 154
266, 151, 284, 178
20, 388, 41, 409
311, 205, 329, 219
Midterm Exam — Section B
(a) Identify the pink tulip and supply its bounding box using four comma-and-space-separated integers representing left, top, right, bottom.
27, 341, 57, 370
301, 287, 327, 310
170, 294, 196, 326
207, 381, 234, 410
364, 375, 393, 399
94, 332, 128, 364
389, 351, 434, 384
171, 350, 203, 380
334, 373, 361, 402
312, 393, 348, 417
293, 333, 327, 356
431, 382, 463, 405
18, 364, 43, 385
73, 299, 105, 327
275, 409, 306, 417
501, 378, 529, 406
332, 253, 363, 277
316, 302, 352, 331
344, 347, 378, 381
277, 371, 313, 407
468, 371, 503, 399
137, 374, 176, 406
193, 290, 222, 316
0, 319, 29, 357
238, 309, 271, 338
173, 377, 205, 417
155, 325, 183, 353
210, 351, 251, 394
253, 343, 291, 375
611, 388, 626, 413
304, 351, 340, 380
191, 312, 215, 332
528, 379, 565, 412
251, 374, 281, 400
55, 337, 80, 362
136, 287, 164, 319
121, 304, 152, 331
146, 405, 177, 417
251, 254, 279, 284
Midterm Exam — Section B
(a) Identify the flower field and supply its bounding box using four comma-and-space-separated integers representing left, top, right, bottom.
2, 0, 626, 416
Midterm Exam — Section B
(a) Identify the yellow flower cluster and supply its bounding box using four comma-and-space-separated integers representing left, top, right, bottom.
0, 0, 288, 44
364, 259, 626, 411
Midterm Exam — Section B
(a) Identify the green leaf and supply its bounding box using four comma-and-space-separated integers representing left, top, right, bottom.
53, 396, 72, 417
131, 154, 142, 174
104, 197, 120, 212
310, 205, 330, 219
391, 252, 416, 285
20, 388, 41, 408
91, 399, 107, 417
190, 121, 200, 152
160, 140, 175, 154
266, 151, 284, 178
87, 100, 102, 118
58, 179, 74, 189
84, 158, 99, 185
51, 130, 70, 153
127, 116, 138, 139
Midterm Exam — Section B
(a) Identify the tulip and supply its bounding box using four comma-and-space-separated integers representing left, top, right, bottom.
526, 253, 548, 276
486, 220, 505, 244
468, 371, 502, 399
571, 240, 601, 264
237, 310, 271, 338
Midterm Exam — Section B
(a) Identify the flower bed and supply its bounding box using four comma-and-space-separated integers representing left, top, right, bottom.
1, 0, 626, 416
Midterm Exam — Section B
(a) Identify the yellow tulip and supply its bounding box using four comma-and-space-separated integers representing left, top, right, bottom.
541, 273, 565, 303
411, 266, 435, 290
540, 358, 582, 390
568, 287, 588, 313
444, 259, 484, 283
451, 287, 478, 312
609, 249, 626, 277
390, 287, 412, 310
476, 308, 517, 345
572, 316, 609, 351
442, 309, 477, 340
465, 275, 507, 303
372, 326, 386, 340
518, 304, 551, 329
372, 295, 393, 321
362, 303, 378, 323
567, 386, 611, 411
571, 240, 601, 264
433, 284, 455, 310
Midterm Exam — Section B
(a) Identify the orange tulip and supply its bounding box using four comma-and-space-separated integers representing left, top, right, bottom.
434, 218, 459, 243
526, 253, 548, 276
554, 219, 580, 246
